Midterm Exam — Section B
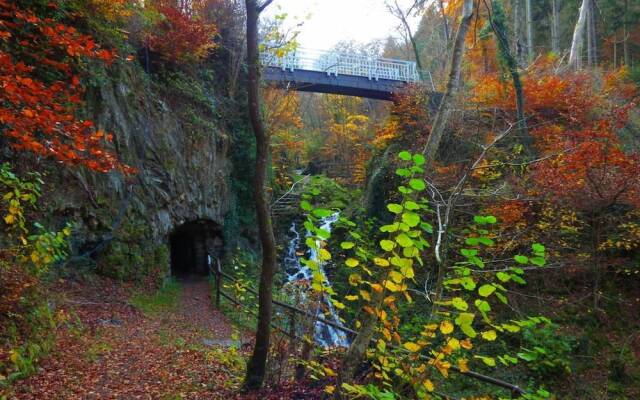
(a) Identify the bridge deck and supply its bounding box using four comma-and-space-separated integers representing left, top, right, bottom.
263, 67, 408, 101
261, 47, 429, 101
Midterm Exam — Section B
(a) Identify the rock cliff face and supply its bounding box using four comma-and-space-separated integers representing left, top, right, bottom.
39, 63, 232, 281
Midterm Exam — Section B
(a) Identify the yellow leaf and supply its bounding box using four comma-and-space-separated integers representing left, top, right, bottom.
384, 280, 399, 292
319, 248, 331, 261
404, 342, 421, 352
332, 300, 345, 310
373, 257, 390, 267
4, 214, 15, 224
457, 358, 470, 373
481, 330, 497, 341
345, 295, 359, 301
325, 385, 335, 394
425, 323, 438, 331
440, 320, 454, 335
446, 337, 460, 351
345, 258, 359, 267
30, 252, 40, 264
389, 270, 404, 283
423, 379, 435, 392
323, 367, 337, 377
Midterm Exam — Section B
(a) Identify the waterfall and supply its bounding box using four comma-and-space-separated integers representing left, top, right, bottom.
282, 213, 350, 348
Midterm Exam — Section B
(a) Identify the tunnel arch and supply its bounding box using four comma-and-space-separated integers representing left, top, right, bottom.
169, 219, 223, 278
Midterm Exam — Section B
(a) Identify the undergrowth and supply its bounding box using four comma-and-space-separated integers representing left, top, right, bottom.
130, 279, 182, 315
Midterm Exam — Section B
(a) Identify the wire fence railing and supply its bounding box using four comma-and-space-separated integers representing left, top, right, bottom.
260, 47, 421, 83
208, 257, 526, 398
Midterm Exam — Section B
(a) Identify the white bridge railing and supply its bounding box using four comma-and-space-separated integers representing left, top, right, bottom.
261, 47, 420, 83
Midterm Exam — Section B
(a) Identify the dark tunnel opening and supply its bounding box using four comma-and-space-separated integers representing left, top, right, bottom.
169, 220, 223, 278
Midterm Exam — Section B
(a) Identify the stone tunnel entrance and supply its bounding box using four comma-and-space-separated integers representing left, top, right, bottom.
169, 220, 223, 278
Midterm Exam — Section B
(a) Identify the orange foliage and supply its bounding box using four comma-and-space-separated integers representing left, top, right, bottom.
375, 85, 432, 149
264, 89, 304, 189
0, 1, 131, 173
87, 0, 133, 22
484, 200, 530, 226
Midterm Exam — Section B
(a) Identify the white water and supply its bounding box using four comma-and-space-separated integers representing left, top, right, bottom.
283, 213, 350, 348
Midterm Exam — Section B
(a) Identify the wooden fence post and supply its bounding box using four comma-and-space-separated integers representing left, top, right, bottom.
288, 308, 297, 356
215, 258, 222, 308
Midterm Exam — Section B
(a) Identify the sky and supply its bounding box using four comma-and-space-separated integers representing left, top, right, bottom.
262, 0, 421, 51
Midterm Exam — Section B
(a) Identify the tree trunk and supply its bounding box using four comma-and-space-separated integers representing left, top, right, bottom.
422, 0, 475, 166
513, 0, 522, 62
391, 1, 424, 77
525, 0, 534, 62
569, 0, 589, 69
243, 0, 278, 391
438, 0, 451, 42
337, 290, 383, 392
491, 0, 531, 151
624, 0, 629, 66
550, 0, 560, 54
586, 0, 595, 66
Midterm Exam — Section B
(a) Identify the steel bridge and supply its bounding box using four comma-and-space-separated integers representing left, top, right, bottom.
261, 48, 435, 101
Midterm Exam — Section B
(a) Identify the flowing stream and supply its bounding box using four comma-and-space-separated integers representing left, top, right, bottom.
283, 213, 350, 348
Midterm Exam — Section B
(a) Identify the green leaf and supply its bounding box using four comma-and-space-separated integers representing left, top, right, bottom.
460, 277, 476, 290
460, 323, 477, 338
461, 248, 478, 258
409, 179, 426, 191
475, 299, 491, 312
402, 212, 420, 227
395, 233, 414, 248
313, 208, 333, 218
478, 284, 496, 297
420, 222, 433, 233
387, 203, 403, 214
496, 272, 511, 282
530, 256, 546, 266
399, 151, 412, 161
300, 200, 312, 211
455, 312, 475, 327
485, 215, 497, 224
517, 351, 537, 361
514, 255, 529, 264
495, 291, 508, 304
412, 154, 425, 166
380, 223, 400, 233
473, 215, 487, 225
380, 240, 396, 251
532, 243, 545, 253
404, 201, 420, 211
451, 297, 469, 311
475, 355, 496, 367
341, 241, 355, 250
396, 168, 411, 177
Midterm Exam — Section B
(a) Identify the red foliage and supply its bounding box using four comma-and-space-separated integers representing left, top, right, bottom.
145, 2, 218, 63
473, 57, 640, 212
0, 1, 132, 173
